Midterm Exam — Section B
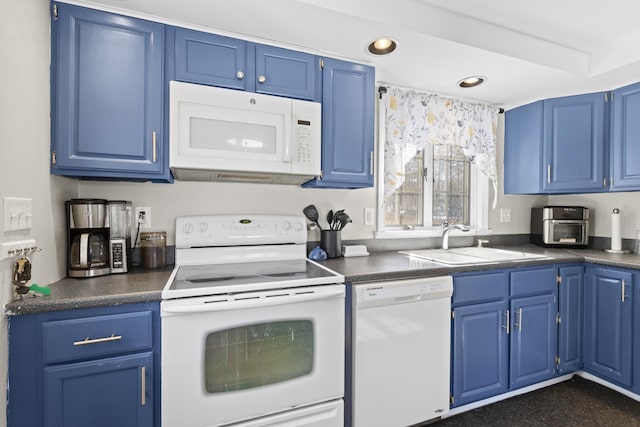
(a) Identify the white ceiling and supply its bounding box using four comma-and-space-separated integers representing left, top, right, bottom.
75, 0, 640, 108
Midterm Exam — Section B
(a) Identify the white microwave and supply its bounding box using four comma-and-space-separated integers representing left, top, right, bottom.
169, 81, 321, 184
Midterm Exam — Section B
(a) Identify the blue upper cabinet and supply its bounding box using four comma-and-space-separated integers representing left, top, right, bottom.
172, 28, 318, 101
303, 58, 375, 188
254, 44, 318, 101
610, 81, 640, 190
543, 94, 606, 192
51, 3, 170, 182
505, 92, 607, 194
174, 28, 247, 90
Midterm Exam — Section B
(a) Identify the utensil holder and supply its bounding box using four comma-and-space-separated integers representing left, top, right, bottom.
320, 230, 342, 259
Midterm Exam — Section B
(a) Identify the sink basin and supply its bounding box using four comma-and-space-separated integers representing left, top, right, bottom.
399, 247, 548, 265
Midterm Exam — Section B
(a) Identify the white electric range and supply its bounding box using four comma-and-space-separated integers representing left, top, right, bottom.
161, 214, 345, 427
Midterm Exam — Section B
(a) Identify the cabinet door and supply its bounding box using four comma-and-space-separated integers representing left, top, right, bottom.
255, 45, 318, 101
584, 267, 633, 387
52, 4, 167, 180
504, 101, 544, 194
611, 82, 640, 190
304, 58, 375, 188
174, 28, 247, 90
542, 93, 606, 192
44, 352, 153, 427
451, 301, 509, 407
558, 265, 584, 373
509, 294, 557, 389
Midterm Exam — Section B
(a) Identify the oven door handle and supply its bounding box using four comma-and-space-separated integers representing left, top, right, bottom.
162, 288, 345, 314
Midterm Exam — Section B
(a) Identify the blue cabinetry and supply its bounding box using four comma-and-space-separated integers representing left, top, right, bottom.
451, 266, 560, 407
611, 81, 640, 190
172, 28, 319, 101
557, 265, 584, 373
584, 266, 633, 387
505, 93, 607, 194
51, 3, 170, 182
7, 302, 160, 427
304, 58, 375, 188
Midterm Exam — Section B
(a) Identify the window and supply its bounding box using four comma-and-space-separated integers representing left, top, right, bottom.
377, 86, 497, 237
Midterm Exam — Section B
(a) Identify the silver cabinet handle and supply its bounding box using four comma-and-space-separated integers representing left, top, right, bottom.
73, 333, 122, 346
515, 308, 523, 332
236, 71, 245, 80
152, 131, 157, 162
141, 366, 146, 406
503, 310, 510, 335
547, 164, 551, 183
622, 279, 627, 302
258, 75, 267, 84
369, 151, 374, 175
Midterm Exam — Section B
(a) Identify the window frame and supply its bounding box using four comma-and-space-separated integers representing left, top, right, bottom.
375, 96, 491, 239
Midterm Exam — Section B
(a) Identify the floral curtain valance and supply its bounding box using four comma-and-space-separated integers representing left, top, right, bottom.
383, 85, 500, 208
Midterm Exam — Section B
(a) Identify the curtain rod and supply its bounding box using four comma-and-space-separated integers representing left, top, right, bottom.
377, 84, 505, 114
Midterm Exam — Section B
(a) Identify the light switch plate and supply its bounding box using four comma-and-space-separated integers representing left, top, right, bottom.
364, 208, 375, 226
4, 197, 33, 231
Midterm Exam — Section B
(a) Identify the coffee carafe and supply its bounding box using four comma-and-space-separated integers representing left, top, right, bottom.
108, 200, 132, 274
66, 199, 111, 278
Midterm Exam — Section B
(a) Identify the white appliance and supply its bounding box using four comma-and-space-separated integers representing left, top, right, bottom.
161, 214, 345, 427
350, 276, 453, 427
169, 81, 321, 184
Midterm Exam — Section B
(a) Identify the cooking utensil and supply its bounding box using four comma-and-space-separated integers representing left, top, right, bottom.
327, 210, 334, 230
303, 205, 322, 229
336, 212, 352, 230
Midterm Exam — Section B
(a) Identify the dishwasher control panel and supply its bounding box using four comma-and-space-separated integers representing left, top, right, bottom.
354, 276, 453, 308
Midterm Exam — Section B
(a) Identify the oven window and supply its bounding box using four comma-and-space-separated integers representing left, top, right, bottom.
204, 320, 314, 393
552, 223, 583, 243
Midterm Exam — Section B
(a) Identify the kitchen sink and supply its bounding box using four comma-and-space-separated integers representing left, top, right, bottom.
399, 247, 549, 265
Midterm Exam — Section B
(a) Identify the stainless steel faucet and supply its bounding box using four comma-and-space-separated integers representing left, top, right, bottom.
441, 220, 471, 249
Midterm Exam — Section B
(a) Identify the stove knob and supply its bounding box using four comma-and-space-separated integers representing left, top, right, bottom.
293, 221, 304, 231
197, 222, 208, 232
281, 221, 291, 230
183, 223, 194, 234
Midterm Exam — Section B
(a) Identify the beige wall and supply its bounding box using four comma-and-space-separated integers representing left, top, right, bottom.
0, 1, 77, 425
2, 0, 640, 425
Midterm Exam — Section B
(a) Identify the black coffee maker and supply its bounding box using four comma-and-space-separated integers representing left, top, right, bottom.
66, 199, 110, 278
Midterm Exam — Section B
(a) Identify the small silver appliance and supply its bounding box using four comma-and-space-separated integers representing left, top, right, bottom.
108, 200, 132, 273
531, 206, 590, 248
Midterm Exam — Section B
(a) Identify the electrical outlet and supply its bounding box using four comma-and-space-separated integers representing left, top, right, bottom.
500, 208, 512, 223
364, 208, 375, 226
135, 207, 151, 229
0, 239, 37, 261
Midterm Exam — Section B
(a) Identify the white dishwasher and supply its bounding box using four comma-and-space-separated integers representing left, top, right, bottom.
350, 276, 453, 427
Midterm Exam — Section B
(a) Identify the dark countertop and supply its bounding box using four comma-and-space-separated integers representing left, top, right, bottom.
5, 245, 640, 316
4, 267, 173, 316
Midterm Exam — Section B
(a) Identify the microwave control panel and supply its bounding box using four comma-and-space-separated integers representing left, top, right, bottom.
295, 119, 313, 164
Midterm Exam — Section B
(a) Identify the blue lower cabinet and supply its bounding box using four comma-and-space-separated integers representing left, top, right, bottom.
44, 352, 153, 427
558, 265, 584, 373
451, 266, 560, 407
509, 294, 557, 389
452, 300, 509, 406
584, 266, 633, 387
7, 302, 159, 427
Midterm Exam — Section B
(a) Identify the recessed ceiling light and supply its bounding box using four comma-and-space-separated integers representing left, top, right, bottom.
457, 76, 485, 88
368, 37, 397, 55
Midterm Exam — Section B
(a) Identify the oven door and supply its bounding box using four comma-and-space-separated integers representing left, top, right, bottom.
161, 285, 345, 427
543, 220, 588, 245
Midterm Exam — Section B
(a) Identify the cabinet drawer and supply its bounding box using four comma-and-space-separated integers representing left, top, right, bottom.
42, 311, 153, 364
453, 272, 509, 305
510, 267, 557, 297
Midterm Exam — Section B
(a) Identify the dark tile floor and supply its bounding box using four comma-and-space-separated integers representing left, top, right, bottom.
433, 376, 640, 426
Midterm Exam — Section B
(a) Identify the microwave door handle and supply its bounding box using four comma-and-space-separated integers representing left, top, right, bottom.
162, 288, 344, 314
283, 115, 293, 163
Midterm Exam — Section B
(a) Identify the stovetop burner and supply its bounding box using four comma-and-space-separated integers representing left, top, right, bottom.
164, 258, 343, 299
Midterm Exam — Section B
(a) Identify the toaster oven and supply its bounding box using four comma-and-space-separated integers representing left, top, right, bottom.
531, 206, 590, 247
